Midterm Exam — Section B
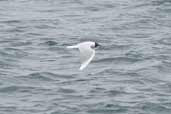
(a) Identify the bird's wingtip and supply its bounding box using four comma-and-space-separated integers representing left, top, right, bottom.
79, 64, 85, 71
79, 67, 83, 71
66, 46, 71, 49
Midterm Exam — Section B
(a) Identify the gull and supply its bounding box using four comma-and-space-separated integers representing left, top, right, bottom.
67, 41, 100, 70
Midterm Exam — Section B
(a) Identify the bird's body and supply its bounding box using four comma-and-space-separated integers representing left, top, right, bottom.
67, 41, 100, 70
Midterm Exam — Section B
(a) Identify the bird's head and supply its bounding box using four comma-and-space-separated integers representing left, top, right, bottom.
85, 41, 100, 49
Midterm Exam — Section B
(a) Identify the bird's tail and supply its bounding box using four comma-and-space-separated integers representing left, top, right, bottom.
66, 45, 78, 49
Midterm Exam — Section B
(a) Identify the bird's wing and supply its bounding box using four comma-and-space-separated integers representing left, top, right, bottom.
66, 45, 78, 49
79, 46, 95, 70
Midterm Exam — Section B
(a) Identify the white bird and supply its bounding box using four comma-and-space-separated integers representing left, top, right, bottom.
67, 41, 100, 70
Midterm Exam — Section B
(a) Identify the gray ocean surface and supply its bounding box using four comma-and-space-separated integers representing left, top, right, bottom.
0, 0, 171, 114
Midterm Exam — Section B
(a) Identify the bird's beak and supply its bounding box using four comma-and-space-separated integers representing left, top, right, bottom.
95, 42, 101, 48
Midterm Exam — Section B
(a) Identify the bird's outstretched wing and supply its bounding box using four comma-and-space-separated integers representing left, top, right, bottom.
79, 45, 95, 70
66, 45, 78, 49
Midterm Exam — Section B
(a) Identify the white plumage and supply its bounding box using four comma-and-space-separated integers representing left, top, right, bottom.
67, 41, 99, 70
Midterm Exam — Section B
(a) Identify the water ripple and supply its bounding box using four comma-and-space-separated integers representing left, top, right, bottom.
0, 0, 171, 114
